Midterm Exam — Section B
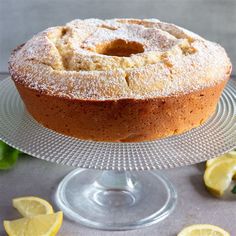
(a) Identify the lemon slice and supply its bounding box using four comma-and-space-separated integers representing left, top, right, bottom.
4, 211, 63, 236
178, 224, 230, 236
206, 151, 236, 168
13, 196, 54, 217
204, 158, 236, 196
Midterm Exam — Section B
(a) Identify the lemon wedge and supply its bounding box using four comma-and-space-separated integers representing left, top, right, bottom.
4, 211, 63, 236
206, 151, 236, 168
177, 224, 230, 236
13, 196, 54, 217
204, 158, 236, 196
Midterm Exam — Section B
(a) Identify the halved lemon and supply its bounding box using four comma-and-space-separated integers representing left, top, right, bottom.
13, 196, 54, 217
204, 158, 236, 196
206, 151, 236, 168
178, 224, 230, 236
4, 211, 63, 236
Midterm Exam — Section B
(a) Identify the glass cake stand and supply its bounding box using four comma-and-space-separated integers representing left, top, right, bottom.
0, 78, 235, 230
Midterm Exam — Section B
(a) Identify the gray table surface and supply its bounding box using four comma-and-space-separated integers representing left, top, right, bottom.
0, 73, 235, 236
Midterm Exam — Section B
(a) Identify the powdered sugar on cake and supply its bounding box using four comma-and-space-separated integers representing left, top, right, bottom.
9, 18, 231, 100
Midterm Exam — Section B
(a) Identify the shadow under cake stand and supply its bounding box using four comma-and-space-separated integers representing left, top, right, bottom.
0, 78, 235, 230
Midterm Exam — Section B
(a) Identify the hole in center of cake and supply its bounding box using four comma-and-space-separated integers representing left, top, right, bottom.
95, 39, 144, 57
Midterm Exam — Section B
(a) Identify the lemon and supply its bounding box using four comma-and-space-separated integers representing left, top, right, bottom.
206, 151, 236, 168
4, 211, 63, 236
204, 158, 236, 196
177, 224, 230, 236
13, 196, 54, 217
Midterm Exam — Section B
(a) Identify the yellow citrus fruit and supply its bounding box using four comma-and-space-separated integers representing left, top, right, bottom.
204, 158, 236, 196
13, 196, 54, 217
177, 224, 230, 236
4, 211, 63, 236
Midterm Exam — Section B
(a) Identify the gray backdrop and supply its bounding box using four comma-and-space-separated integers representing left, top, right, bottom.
0, 0, 235, 74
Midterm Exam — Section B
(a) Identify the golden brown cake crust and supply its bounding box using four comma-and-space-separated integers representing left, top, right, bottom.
14, 78, 228, 142
9, 18, 232, 142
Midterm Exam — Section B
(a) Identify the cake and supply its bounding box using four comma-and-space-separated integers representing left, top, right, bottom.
9, 18, 232, 142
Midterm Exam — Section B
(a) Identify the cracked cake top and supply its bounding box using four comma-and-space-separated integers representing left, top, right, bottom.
9, 18, 231, 100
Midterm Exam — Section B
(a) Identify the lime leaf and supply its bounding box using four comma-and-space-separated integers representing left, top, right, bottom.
231, 185, 236, 194
0, 141, 22, 170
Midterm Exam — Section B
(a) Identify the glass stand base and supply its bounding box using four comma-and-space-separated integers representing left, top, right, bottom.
55, 169, 177, 230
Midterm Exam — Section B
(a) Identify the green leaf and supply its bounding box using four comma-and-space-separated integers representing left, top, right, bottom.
231, 185, 236, 194
0, 141, 22, 170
